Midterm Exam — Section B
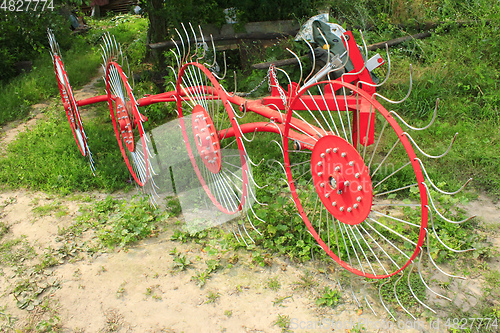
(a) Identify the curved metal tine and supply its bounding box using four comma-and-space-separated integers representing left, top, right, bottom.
109, 34, 119, 61
118, 39, 125, 66
415, 157, 473, 195
351, 286, 361, 308
174, 28, 186, 65
129, 60, 135, 89
233, 100, 248, 119
245, 204, 263, 236
236, 222, 249, 247
276, 67, 293, 89
269, 139, 285, 156
302, 38, 316, 85
230, 71, 238, 97
394, 272, 417, 320
266, 103, 286, 122
391, 98, 438, 131
181, 23, 192, 62
101, 36, 110, 63
364, 295, 377, 316
231, 224, 241, 243
167, 66, 178, 82
373, 64, 413, 104
316, 27, 330, 65
286, 48, 303, 90
188, 23, 199, 62
425, 228, 467, 280
423, 182, 475, 224
267, 157, 288, 180
204, 34, 217, 69
416, 247, 452, 302
405, 131, 457, 159
244, 170, 267, 206
379, 278, 396, 321
239, 207, 256, 243
428, 205, 475, 253
235, 135, 264, 168
266, 121, 285, 141
247, 194, 267, 225
245, 160, 268, 190
197, 25, 207, 62
112, 35, 121, 63
358, 43, 392, 89
407, 259, 437, 314
232, 118, 257, 143
105, 33, 115, 61
171, 39, 181, 68
212, 51, 227, 80
327, 33, 350, 77
100, 44, 108, 64
340, 31, 369, 83
47, 29, 61, 57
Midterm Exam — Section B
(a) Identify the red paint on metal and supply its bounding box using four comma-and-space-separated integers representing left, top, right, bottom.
191, 105, 221, 173
310, 135, 372, 225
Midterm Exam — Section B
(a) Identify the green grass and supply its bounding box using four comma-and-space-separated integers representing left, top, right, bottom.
0, 40, 102, 126
0, 14, 146, 126
0, 237, 36, 266
0, 105, 130, 194
72, 196, 166, 248
0, 221, 8, 239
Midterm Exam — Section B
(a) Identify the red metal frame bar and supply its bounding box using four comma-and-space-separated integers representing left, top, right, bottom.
69, 29, 380, 153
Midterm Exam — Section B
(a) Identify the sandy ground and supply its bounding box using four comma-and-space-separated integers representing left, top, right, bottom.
0, 189, 417, 333
1, 73, 499, 333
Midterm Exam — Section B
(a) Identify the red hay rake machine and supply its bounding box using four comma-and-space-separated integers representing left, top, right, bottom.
48, 17, 474, 320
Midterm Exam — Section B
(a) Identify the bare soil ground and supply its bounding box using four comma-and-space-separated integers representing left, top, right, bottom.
0, 76, 499, 333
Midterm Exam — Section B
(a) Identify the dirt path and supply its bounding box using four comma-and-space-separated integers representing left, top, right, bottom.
0, 189, 393, 333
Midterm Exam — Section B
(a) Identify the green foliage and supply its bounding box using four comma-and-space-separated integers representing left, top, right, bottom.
222, 0, 318, 24
377, 270, 426, 316
0, 106, 130, 194
74, 196, 166, 248
0, 7, 69, 82
273, 313, 291, 332
0, 237, 36, 266
97, 197, 161, 247
171, 253, 192, 271
316, 286, 342, 308
266, 276, 281, 291
205, 290, 220, 303
0, 221, 9, 239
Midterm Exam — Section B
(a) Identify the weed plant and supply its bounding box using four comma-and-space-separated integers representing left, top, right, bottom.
316, 286, 342, 308
71, 196, 167, 248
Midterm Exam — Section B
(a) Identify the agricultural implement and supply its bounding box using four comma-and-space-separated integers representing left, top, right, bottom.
47, 17, 474, 319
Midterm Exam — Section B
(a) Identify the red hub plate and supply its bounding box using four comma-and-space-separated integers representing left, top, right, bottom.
191, 105, 221, 173
115, 97, 135, 152
310, 135, 373, 225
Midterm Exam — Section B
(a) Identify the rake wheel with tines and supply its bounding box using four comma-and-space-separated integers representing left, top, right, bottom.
48, 29, 95, 173
47, 18, 474, 319
166, 21, 473, 318
48, 31, 160, 203
171, 23, 266, 243
101, 33, 159, 203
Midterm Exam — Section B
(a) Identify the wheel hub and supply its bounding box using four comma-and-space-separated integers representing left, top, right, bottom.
310, 135, 373, 225
191, 105, 221, 173
115, 97, 135, 152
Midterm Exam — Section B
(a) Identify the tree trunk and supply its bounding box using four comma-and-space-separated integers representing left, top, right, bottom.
145, 0, 168, 66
